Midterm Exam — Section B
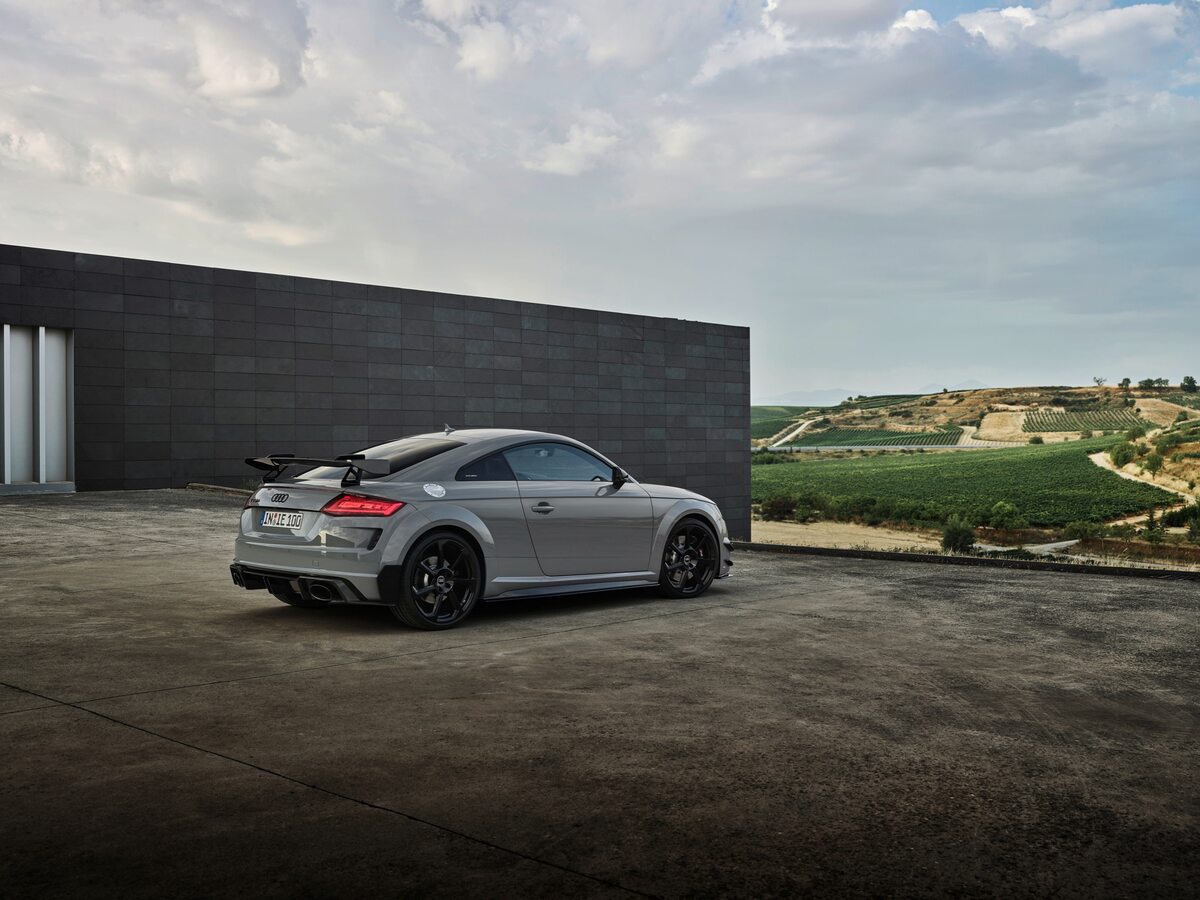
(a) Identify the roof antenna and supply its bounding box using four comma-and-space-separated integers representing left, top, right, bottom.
444, 423, 455, 435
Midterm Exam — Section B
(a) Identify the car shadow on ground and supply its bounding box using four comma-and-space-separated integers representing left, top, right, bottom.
230, 583, 729, 634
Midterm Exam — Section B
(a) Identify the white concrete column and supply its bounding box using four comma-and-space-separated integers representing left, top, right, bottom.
36, 325, 47, 483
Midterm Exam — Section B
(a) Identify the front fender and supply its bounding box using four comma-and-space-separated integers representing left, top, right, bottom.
651, 499, 725, 562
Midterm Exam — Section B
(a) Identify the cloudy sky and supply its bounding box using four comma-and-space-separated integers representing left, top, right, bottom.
0, 0, 1196, 400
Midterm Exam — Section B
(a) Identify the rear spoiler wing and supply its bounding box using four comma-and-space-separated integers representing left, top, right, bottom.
244, 454, 391, 487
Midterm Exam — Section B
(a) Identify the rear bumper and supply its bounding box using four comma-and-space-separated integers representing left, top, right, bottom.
229, 563, 387, 606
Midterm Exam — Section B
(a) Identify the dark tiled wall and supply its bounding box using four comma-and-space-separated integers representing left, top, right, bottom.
0, 244, 751, 536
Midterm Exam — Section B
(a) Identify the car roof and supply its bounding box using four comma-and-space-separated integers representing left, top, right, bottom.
404, 428, 578, 447
404, 429, 615, 468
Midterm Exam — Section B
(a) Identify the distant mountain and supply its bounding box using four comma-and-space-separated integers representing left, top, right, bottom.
916, 379, 990, 394
752, 388, 857, 407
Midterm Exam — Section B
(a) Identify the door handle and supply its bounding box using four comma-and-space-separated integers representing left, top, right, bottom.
531, 503, 555, 514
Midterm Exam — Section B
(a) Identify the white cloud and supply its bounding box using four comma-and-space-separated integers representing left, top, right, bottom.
421, 0, 493, 26
892, 9, 938, 34
456, 19, 529, 79
694, 0, 794, 83
173, 0, 312, 98
957, 2, 1185, 73
525, 109, 622, 175
769, 0, 907, 37
652, 118, 705, 162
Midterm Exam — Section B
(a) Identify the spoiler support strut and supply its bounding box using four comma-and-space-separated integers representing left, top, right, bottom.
244, 454, 391, 488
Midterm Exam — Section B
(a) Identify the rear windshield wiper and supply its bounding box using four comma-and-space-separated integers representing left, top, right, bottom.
245, 454, 391, 487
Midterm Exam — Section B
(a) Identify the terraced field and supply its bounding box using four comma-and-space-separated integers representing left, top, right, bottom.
753, 437, 1173, 527
1023, 409, 1144, 432
837, 394, 923, 410
783, 426, 963, 448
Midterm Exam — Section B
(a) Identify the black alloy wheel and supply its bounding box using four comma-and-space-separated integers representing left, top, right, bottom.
659, 519, 718, 598
392, 531, 482, 630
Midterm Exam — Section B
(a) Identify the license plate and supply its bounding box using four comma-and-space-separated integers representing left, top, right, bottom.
261, 510, 304, 531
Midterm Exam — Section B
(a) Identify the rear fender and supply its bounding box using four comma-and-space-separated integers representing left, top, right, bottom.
378, 506, 494, 605
383, 504, 496, 568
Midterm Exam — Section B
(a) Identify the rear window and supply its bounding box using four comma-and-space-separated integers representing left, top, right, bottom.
298, 438, 464, 481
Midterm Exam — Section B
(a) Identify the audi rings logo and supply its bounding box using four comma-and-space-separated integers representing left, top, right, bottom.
270, 493, 290, 503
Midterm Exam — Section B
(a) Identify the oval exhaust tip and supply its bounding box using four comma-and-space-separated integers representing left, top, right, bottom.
308, 582, 334, 602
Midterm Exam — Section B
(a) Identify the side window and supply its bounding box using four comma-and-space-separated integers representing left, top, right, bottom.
456, 452, 516, 482
502, 443, 612, 482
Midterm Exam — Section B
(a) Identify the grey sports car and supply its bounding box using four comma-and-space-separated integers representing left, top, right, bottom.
230, 428, 733, 629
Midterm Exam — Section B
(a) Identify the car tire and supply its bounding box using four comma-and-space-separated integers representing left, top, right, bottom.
658, 517, 719, 599
390, 531, 482, 630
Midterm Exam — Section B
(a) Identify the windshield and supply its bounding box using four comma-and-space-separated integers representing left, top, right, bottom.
297, 438, 464, 481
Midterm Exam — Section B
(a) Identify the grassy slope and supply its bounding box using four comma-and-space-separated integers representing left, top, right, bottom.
752, 438, 1175, 526
750, 405, 819, 440
751, 405, 815, 421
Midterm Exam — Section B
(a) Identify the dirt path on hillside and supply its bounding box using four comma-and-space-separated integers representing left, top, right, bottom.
752, 520, 943, 551
771, 418, 817, 447
1088, 451, 1194, 525
956, 425, 1018, 448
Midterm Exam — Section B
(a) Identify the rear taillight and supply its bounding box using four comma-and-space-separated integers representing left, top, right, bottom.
244, 491, 256, 509
322, 494, 406, 517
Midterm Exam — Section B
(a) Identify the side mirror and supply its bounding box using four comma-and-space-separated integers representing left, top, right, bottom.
612, 467, 629, 489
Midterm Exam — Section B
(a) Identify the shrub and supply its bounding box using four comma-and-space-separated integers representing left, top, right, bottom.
1028, 435, 1045, 445
1080, 430, 1094, 439
1126, 425, 1147, 440
941, 518, 976, 553
1108, 442, 1137, 467
987, 500, 1028, 529
751, 450, 790, 466
1163, 504, 1200, 527
760, 496, 796, 520
1064, 520, 1106, 540
1189, 519, 1200, 544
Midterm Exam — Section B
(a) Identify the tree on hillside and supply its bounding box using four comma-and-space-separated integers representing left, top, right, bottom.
1093, 376, 1106, 387
1143, 453, 1163, 478
1154, 377, 1170, 388
1183, 375, 1198, 394
1138, 378, 1158, 390
1119, 377, 1132, 389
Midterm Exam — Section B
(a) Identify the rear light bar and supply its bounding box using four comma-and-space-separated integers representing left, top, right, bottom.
322, 494, 406, 517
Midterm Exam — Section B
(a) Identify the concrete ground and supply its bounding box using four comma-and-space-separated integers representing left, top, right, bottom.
1, 490, 1197, 899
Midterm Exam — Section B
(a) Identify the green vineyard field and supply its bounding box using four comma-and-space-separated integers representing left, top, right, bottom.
752, 438, 1173, 527
751, 405, 815, 422
783, 426, 962, 448
1022, 409, 1144, 432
